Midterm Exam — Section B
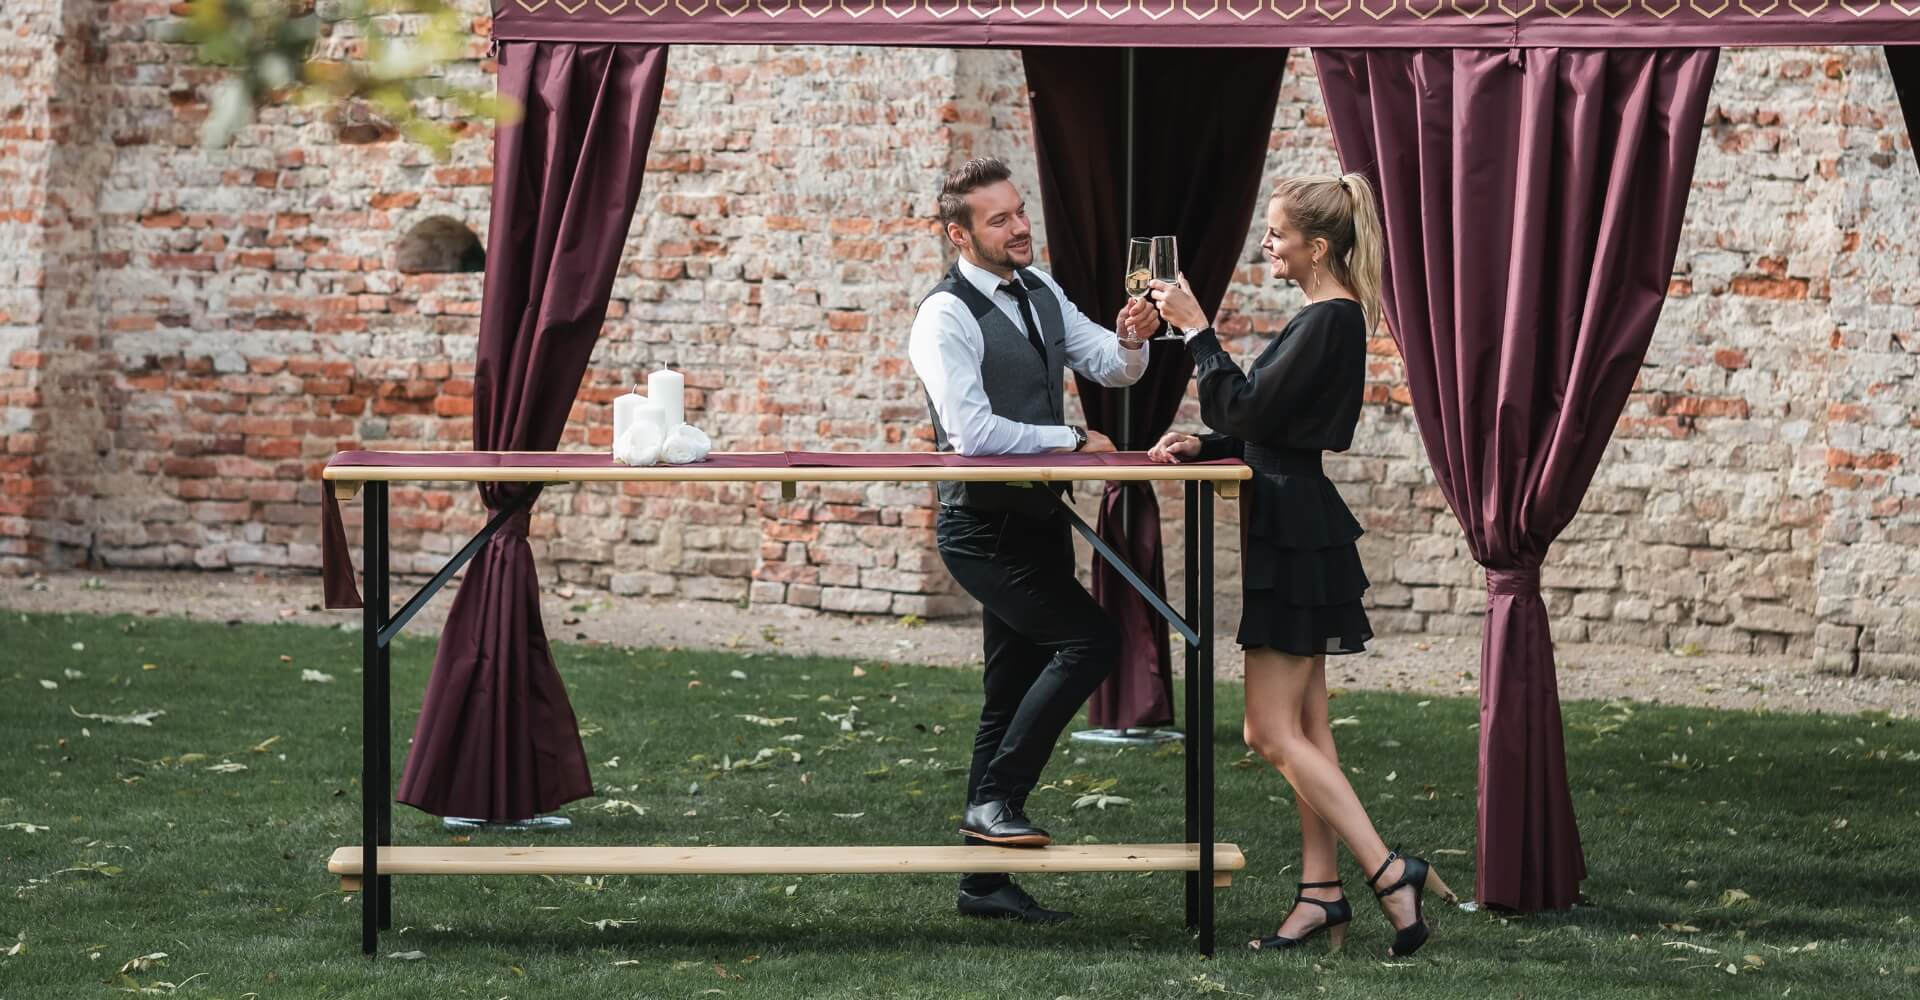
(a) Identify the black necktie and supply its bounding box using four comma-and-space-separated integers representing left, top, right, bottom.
998, 279, 1049, 361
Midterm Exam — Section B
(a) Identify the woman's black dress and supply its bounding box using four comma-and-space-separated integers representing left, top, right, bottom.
1187, 299, 1373, 655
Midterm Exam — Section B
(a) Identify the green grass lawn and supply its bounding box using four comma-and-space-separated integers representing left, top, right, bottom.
1, 609, 1916, 998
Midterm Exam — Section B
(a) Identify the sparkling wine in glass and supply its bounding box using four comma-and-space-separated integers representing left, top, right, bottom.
1150, 235, 1183, 341
1124, 238, 1153, 302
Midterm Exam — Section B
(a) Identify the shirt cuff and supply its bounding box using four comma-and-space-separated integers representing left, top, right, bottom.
1119, 341, 1149, 376
1044, 425, 1080, 451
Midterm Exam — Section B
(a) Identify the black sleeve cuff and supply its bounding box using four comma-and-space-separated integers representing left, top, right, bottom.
1195, 433, 1242, 462
1186, 327, 1226, 365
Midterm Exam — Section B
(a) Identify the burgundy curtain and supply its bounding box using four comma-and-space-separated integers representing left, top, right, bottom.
1022, 48, 1287, 729
395, 42, 670, 820
1316, 47, 1718, 911
1892, 48, 1920, 172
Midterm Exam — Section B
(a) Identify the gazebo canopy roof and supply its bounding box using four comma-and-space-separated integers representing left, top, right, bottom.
492, 2, 1920, 49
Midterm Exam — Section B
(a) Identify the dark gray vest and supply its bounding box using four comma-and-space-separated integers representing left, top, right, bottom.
924, 264, 1069, 518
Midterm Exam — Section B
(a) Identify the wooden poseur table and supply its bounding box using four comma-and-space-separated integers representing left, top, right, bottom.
320, 450, 1252, 955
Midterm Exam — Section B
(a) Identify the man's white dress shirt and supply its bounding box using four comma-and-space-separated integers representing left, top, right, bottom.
909, 256, 1148, 457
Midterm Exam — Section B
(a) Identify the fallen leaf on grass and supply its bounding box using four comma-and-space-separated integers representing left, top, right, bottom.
2, 822, 51, 834
204, 762, 247, 774
596, 800, 647, 817
1663, 941, 1718, 954
581, 918, 638, 931
114, 972, 208, 995
831, 812, 866, 820
851, 666, 867, 678
386, 950, 426, 961
1719, 888, 1752, 907
1073, 793, 1133, 810
1661, 923, 1702, 934
729, 670, 749, 680
39, 680, 58, 690
248, 736, 280, 754
53, 861, 122, 878
118, 953, 168, 975
738, 715, 797, 728
71, 707, 164, 727
1330, 716, 1360, 727
612, 959, 644, 967
301, 670, 335, 684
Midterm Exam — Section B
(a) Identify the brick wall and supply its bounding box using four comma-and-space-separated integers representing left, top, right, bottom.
2, 11, 1915, 673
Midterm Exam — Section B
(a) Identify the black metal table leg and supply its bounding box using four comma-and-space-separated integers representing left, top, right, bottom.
1183, 481, 1200, 930
1196, 482, 1216, 957
373, 482, 393, 932
347, 482, 542, 954
360, 481, 388, 955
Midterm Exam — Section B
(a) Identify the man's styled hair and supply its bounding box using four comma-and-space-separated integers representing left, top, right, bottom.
936, 157, 1013, 232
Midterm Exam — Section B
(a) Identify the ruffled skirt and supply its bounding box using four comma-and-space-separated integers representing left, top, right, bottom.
1235, 446, 1373, 656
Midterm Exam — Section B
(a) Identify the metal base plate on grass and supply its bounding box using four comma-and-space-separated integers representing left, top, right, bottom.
1069, 727, 1186, 747
441, 815, 575, 834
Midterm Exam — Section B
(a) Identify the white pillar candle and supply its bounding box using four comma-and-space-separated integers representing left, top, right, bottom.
612, 388, 643, 444
647, 367, 685, 428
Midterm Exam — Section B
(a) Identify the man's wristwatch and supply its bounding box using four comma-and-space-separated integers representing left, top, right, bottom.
1070, 426, 1089, 452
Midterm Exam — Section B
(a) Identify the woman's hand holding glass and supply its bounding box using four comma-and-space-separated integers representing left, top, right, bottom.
1148, 273, 1208, 336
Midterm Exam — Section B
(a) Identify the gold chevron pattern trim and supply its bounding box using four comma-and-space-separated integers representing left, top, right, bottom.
502, 0, 1917, 17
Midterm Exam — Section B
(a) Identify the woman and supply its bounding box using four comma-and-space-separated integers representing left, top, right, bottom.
1148, 174, 1454, 958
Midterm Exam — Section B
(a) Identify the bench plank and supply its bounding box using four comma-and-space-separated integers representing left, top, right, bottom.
330, 843, 1244, 880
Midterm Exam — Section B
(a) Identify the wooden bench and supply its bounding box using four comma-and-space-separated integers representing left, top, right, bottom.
330, 843, 1247, 891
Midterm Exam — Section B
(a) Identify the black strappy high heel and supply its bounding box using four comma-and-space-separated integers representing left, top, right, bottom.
1367, 850, 1457, 958
1248, 879, 1352, 953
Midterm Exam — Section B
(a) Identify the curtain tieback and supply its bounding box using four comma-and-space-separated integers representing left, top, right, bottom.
492, 508, 533, 540
1485, 566, 1541, 596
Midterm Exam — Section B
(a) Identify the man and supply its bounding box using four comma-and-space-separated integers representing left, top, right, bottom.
909, 157, 1158, 924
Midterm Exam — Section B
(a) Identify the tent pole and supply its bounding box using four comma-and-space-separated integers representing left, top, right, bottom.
1120, 47, 1136, 456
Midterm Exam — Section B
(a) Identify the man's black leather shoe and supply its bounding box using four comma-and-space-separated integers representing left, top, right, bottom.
959, 800, 1051, 846
957, 882, 1072, 924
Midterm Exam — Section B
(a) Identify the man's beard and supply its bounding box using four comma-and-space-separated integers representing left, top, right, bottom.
972, 235, 1030, 271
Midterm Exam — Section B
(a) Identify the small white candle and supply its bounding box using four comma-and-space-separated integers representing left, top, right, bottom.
637, 395, 666, 434
648, 367, 685, 428
612, 388, 666, 449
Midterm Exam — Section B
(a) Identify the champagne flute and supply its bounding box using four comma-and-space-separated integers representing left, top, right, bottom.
1149, 235, 1184, 341
1124, 237, 1154, 303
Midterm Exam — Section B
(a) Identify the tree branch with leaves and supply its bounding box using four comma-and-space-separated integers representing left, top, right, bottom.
178, 0, 515, 157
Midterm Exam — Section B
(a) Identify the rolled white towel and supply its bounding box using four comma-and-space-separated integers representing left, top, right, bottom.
661, 423, 712, 465
613, 418, 664, 467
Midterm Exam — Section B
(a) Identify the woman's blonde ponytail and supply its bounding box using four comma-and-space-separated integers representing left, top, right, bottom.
1340, 173, 1385, 336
